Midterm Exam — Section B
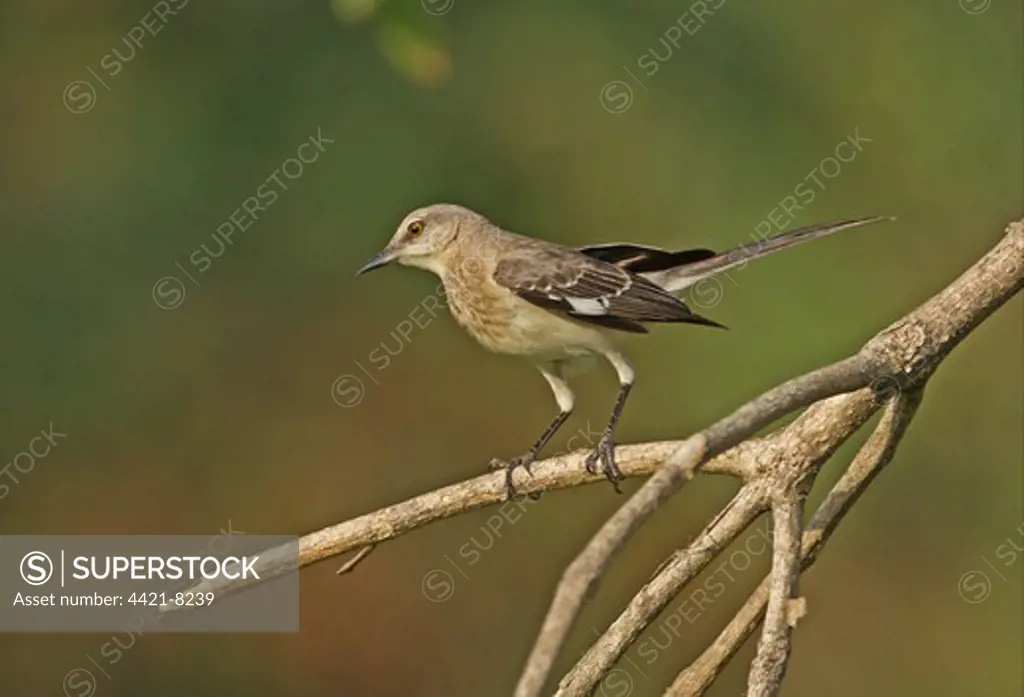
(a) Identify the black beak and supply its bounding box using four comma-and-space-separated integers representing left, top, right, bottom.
356, 250, 395, 276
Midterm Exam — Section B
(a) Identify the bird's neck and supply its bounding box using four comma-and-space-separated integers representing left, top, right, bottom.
398, 255, 447, 277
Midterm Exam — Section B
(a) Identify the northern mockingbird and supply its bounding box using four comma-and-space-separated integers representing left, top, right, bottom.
357, 204, 888, 498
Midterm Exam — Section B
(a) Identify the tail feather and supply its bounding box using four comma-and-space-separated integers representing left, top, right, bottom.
578, 244, 717, 273
646, 216, 893, 292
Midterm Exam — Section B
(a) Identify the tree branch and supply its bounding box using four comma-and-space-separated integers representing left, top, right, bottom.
555, 388, 879, 696
666, 389, 924, 695
515, 367, 873, 697
161, 441, 752, 607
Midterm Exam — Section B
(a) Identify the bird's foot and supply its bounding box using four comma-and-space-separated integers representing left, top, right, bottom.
585, 434, 623, 493
488, 453, 542, 501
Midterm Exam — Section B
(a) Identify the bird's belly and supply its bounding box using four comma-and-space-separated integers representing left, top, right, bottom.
448, 289, 602, 358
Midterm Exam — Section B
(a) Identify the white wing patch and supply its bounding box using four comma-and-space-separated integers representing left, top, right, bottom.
565, 296, 609, 316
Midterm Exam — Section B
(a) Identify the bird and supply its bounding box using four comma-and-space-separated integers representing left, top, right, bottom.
357, 203, 890, 499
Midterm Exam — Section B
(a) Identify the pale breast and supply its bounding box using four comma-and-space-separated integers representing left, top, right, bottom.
442, 266, 606, 359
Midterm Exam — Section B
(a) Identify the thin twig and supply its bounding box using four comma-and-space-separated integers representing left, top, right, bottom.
746, 496, 805, 697
336, 544, 376, 575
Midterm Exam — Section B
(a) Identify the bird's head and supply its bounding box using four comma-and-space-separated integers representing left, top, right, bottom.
357, 203, 477, 277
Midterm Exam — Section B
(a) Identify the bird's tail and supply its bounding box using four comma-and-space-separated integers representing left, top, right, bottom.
645, 216, 893, 293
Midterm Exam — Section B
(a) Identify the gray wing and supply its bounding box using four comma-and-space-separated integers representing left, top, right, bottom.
493, 246, 724, 333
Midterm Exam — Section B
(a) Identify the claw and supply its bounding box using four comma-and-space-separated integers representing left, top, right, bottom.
488, 453, 537, 500
586, 435, 623, 493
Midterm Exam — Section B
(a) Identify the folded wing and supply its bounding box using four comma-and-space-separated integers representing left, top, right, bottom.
493, 248, 725, 333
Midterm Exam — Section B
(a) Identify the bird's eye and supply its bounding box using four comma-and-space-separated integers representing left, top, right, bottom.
407, 220, 424, 237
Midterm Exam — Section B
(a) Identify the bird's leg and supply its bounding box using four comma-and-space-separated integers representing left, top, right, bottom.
489, 364, 574, 500
489, 410, 570, 494
585, 383, 632, 492
586, 351, 635, 493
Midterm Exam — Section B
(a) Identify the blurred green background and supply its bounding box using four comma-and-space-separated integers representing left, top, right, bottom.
2, 1, 1022, 695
